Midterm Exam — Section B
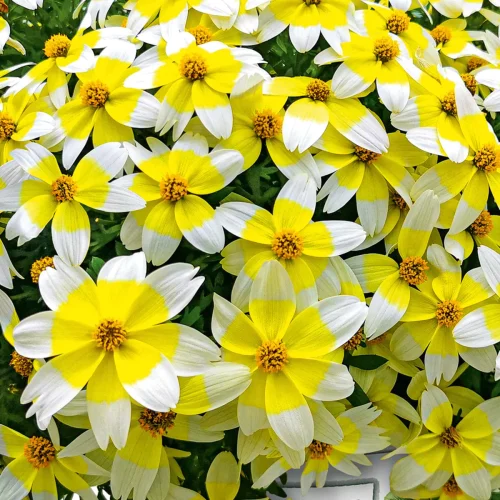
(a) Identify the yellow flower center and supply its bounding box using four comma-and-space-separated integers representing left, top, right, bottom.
473, 144, 500, 172
343, 328, 365, 351
308, 440, 333, 459
44, 34, 71, 58
443, 476, 462, 496
354, 145, 381, 164
469, 210, 493, 237
0, 112, 16, 141
431, 25, 452, 45
80, 81, 110, 108
436, 300, 463, 328
93, 319, 127, 351
30, 256, 55, 283
139, 409, 177, 438
399, 256, 429, 285
467, 56, 487, 73
188, 25, 213, 45
392, 192, 408, 211
272, 230, 304, 260
179, 53, 208, 80
256, 341, 289, 373
10, 351, 33, 378
461, 73, 477, 95
160, 174, 189, 201
441, 91, 457, 116
24, 437, 56, 469
306, 79, 330, 102
440, 426, 461, 448
373, 36, 400, 62
386, 10, 410, 34
303, 0, 321, 4
253, 109, 283, 139
0, 0, 8, 14
51, 175, 78, 202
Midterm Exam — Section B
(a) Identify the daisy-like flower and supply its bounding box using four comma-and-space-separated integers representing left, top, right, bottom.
217, 174, 367, 312
316, 129, 427, 237
327, 32, 412, 113
212, 260, 368, 450
117, 133, 244, 265
257, 0, 354, 54
391, 385, 500, 500
346, 189, 440, 339
125, 38, 267, 141
11, 252, 228, 449
44, 41, 161, 169
411, 83, 500, 235
0, 89, 55, 164
251, 403, 388, 493
391, 245, 495, 384
0, 423, 109, 500
5, 21, 132, 108
0, 143, 145, 266
262, 76, 389, 154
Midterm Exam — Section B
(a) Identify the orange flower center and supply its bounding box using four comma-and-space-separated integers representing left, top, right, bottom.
443, 476, 462, 496
0, 0, 8, 14
440, 426, 461, 448
256, 341, 288, 373
399, 256, 429, 285
308, 440, 333, 459
436, 300, 463, 328
303, 0, 321, 4
469, 210, 493, 237
343, 328, 365, 351
179, 53, 208, 80
272, 230, 304, 260
253, 109, 283, 139
188, 25, 213, 45
355, 146, 381, 164
441, 91, 457, 116
139, 409, 177, 437
93, 319, 127, 351
431, 25, 452, 45
80, 81, 110, 108
392, 192, 408, 211
51, 175, 78, 202
467, 56, 487, 72
0, 112, 16, 140
387, 10, 410, 34
44, 34, 71, 58
160, 174, 189, 201
474, 144, 500, 172
306, 79, 330, 102
461, 74, 477, 95
24, 437, 56, 469
30, 256, 55, 283
10, 351, 33, 378
373, 36, 400, 62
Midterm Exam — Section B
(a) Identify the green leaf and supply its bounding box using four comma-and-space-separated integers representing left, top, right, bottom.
347, 354, 387, 370
347, 382, 371, 407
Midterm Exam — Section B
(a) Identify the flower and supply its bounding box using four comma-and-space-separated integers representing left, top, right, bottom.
12, 252, 221, 449
262, 76, 389, 154
390, 385, 500, 500
217, 174, 367, 312
212, 260, 368, 449
316, 129, 428, 236
0, 143, 145, 265
0, 423, 109, 500
117, 133, 244, 265
44, 41, 161, 169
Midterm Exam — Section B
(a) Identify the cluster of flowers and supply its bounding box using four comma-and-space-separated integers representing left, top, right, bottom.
2, 0, 500, 499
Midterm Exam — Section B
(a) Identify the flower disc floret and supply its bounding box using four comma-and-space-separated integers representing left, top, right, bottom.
303, 0, 321, 4
0, 112, 16, 140
392, 193, 408, 211
256, 341, 289, 373
253, 110, 283, 139
467, 56, 487, 72
308, 440, 333, 459
160, 174, 189, 201
473, 144, 500, 172
306, 79, 330, 102
461, 74, 477, 95
431, 25, 452, 45
387, 11, 410, 34
436, 300, 463, 328
93, 319, 127, 351
188, 25, 213, 45
354, 146, 381, 164
44, 34, 71, 58
272, 230, 304, 260
343, 328, 365, 351
139, 409, 177, 438
399, 256, 429, 285
80, 81, 110, 108
179, 53, 208, 80
0, 0, 8, 14
24, 437, 56, 469
51, 175, 78, 202
469, 210, 493, 236
440, 426, 461, 448
373, 37, 400, 62
443, 477, 461, 495
30, 256, 55, 283
10, 352, 33, 378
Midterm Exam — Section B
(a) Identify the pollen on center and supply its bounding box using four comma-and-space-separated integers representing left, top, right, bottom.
440, 426, 461, 448
386, 10, 410, 34
272, 230, 304, 260
461, 73, 477, 95
30, 256, 55, 283
253, 109, 283, 139
469, 210, 493, 237
179, 53, 208, 80
139, 408, 177, 437
373, 36, 400, 63
303, 0, 321, 5
473, 144, 500, 172
308, 440, 333, 459
160, 174, 189, 201
431, 25, 452, 45
441, 91, 457, 116
436, 300, 463, 328
256, 340, 289, 373
354, 145, 381, 164
10, 351, 34, 378
80, 81, 110, 108
51, 175, 78, 203
399, 256, 429, 285
44, 34, 71, 58
93, 319, 127, 351
188, 25, 213, 45
306, 79, 330, 102
24, 436, 56, 469
0, 112, 16, 141
392, 192, 408, 211
343, 328, 365, 351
